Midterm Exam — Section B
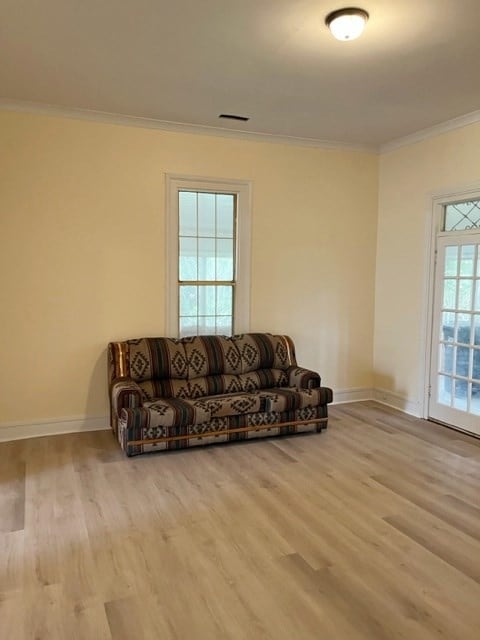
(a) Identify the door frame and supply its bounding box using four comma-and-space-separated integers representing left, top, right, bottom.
422, 183, 480, 422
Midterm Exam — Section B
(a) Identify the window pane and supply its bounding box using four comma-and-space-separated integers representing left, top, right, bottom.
453, 379, 468, 410
216, 286, 233, 315
475, 281, 480, 311
180, 316, 198, 337
444, 246, 458, 276
198, 286, 216, 316
216, 315, 232, 336
444, 201, 480, 231
456, 346, 470, 377
198, 193, 216, 237
460, 245, 475, 276
198, 238, 216, 280
438, 375, 452, 405
179, 286, 198, 316
217, 194, 235, 238
198, 316, 216, 334
179, 191, 197, 236
179, 237, 197, 280
216, 239, 234, 280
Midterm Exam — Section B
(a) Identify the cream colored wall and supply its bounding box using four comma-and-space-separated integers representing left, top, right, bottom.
0, 110, 378, 425
375, 122, 480, 414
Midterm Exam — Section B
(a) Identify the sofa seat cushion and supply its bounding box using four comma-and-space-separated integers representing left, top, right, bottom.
262, 387, 333, 412
141, 397, 211, 428
200, 391, 266, 418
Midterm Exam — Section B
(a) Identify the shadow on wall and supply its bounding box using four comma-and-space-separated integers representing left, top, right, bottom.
85, 346, 110, 423
373, 373, 410, 406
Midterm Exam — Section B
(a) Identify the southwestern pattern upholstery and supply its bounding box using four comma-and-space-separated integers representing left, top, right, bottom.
108, 333, 333, 457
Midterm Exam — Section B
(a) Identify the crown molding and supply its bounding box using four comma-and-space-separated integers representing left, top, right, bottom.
0, 98, 375, 153
380, 109, 480, 154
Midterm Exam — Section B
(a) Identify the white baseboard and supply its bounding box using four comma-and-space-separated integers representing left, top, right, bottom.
0, 415, 110, 443
332, 387, 374, 404
0, 387, 422, 443
332, 387, 422, 418
372, 388, 421, 417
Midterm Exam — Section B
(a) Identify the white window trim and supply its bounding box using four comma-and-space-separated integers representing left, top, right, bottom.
165, 174, 252, 337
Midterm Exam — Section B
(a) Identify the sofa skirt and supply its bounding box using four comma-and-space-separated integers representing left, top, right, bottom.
118, 404, 328, 457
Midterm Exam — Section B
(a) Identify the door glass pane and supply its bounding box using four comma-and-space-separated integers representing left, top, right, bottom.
179, 191, 197, 236
179, 238, 197, 280
439, 343, 454, 374
458, 279, 473, 310
453, 379, 468, 410
460, 245, 475, 276
475, 281, 480, 311
473, 349, 480, 381
438, 375, 452, 405
443, 279, 457, 309
456, 314, 471, 344
198, 193, 216, 237
456, 346, 470, 377
217, 194, 235, 238
444, 246, 458, 276
472, 383, 480, 415
441, 312, 455, 341
474, 315, 480, 346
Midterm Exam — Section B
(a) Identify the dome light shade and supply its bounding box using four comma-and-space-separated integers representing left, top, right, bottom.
326, 7, 369, 41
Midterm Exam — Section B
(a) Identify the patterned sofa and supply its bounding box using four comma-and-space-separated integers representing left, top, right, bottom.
108, 333, 333, 457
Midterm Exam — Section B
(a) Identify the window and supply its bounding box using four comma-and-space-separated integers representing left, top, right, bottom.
443, 200, 480, 231
166, 175, 251, 337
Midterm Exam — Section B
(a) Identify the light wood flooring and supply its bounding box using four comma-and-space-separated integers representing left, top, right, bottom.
1, 401, 480, 639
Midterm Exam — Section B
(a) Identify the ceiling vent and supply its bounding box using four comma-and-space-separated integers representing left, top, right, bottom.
219, 114, 250, 122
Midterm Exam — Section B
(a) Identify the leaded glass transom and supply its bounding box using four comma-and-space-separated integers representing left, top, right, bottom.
444, 200, 480, 231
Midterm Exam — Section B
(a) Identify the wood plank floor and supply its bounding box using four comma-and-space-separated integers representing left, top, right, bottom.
1, 401, 480, 639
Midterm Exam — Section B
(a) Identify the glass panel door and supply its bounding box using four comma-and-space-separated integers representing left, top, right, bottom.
429, 234, 480, 434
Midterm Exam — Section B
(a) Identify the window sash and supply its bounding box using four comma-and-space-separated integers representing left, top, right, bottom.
166, 175, 251, 338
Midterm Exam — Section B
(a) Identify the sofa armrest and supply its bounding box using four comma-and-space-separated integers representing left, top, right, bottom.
110, 377, 143, 433
286, 366, 321, 389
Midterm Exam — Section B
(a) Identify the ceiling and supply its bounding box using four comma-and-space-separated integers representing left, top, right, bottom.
1, 0, 480, 149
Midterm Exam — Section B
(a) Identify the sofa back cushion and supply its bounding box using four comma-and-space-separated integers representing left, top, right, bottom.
183, 335, 242, 379
233, 334, 294, 373
187, 369, 289, 398
128, 338, 188, 382
109, 333, 296, 386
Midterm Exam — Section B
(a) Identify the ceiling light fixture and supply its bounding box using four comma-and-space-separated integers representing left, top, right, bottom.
325, 7, 369, 41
